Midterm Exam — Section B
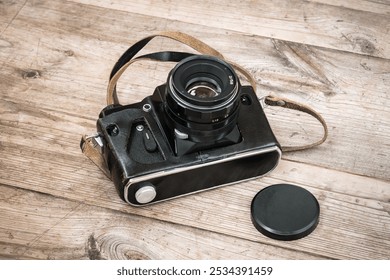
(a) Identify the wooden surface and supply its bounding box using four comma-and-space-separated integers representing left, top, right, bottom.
0, 0, 389, 259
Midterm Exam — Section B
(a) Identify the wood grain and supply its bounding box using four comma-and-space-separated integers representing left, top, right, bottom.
1, 0, 389, 179
1, 131, 390, 259
0, 0, 389, 260
310, 0, 390, 15
70, 0, 390, 59
0, 0, 27, 34
1, 184, 324, 259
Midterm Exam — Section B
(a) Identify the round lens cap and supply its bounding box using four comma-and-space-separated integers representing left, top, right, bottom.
251, 184, 320, 241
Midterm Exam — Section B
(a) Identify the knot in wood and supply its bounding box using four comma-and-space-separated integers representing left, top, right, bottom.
22, 69, 41, 79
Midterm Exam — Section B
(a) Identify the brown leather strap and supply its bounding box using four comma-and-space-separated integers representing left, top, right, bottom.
83, 31, 329, 177
107, 31, 224, 105
264, 95, 328, 152
104, 31, 328, 153
224, 61, 328, 151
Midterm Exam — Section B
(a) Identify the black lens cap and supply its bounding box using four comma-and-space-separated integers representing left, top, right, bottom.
251, 184, 320, 241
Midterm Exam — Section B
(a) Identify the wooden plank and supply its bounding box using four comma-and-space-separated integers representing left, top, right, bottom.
0, 0, 389, 260
69, 0, 390, 59
1, 134, 390, 259
261, 40, 390, 181
0, 184, 323, 259
310, 0, 390, 15
0, 0, 388, 179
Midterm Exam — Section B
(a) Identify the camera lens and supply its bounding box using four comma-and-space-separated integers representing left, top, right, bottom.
186, 78, 221, 98
165, 55, 241, 142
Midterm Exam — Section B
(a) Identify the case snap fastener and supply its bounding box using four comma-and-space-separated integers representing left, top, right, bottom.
135, 185, 157, 204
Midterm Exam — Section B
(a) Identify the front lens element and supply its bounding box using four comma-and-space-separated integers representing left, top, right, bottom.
186, 78, 221, 98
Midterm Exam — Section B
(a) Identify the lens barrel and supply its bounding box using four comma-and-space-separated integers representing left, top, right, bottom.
165, 55, 241, 142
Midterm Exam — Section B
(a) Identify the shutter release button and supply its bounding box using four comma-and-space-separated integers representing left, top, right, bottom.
135, 184, 157, 204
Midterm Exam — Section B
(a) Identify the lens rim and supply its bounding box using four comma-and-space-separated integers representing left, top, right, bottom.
168, 56, 238, 109
166, 55, 240, 125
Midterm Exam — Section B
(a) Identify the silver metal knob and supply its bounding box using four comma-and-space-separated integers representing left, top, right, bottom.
135, 185, 156, 204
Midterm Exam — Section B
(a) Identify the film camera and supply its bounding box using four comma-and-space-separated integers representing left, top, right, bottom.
95, 55, 281, 206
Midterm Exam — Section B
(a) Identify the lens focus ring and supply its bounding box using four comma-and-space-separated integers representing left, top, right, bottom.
165, 55, 241, 130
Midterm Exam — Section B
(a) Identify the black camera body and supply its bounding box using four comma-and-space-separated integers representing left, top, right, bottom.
97, 55, 281, 205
